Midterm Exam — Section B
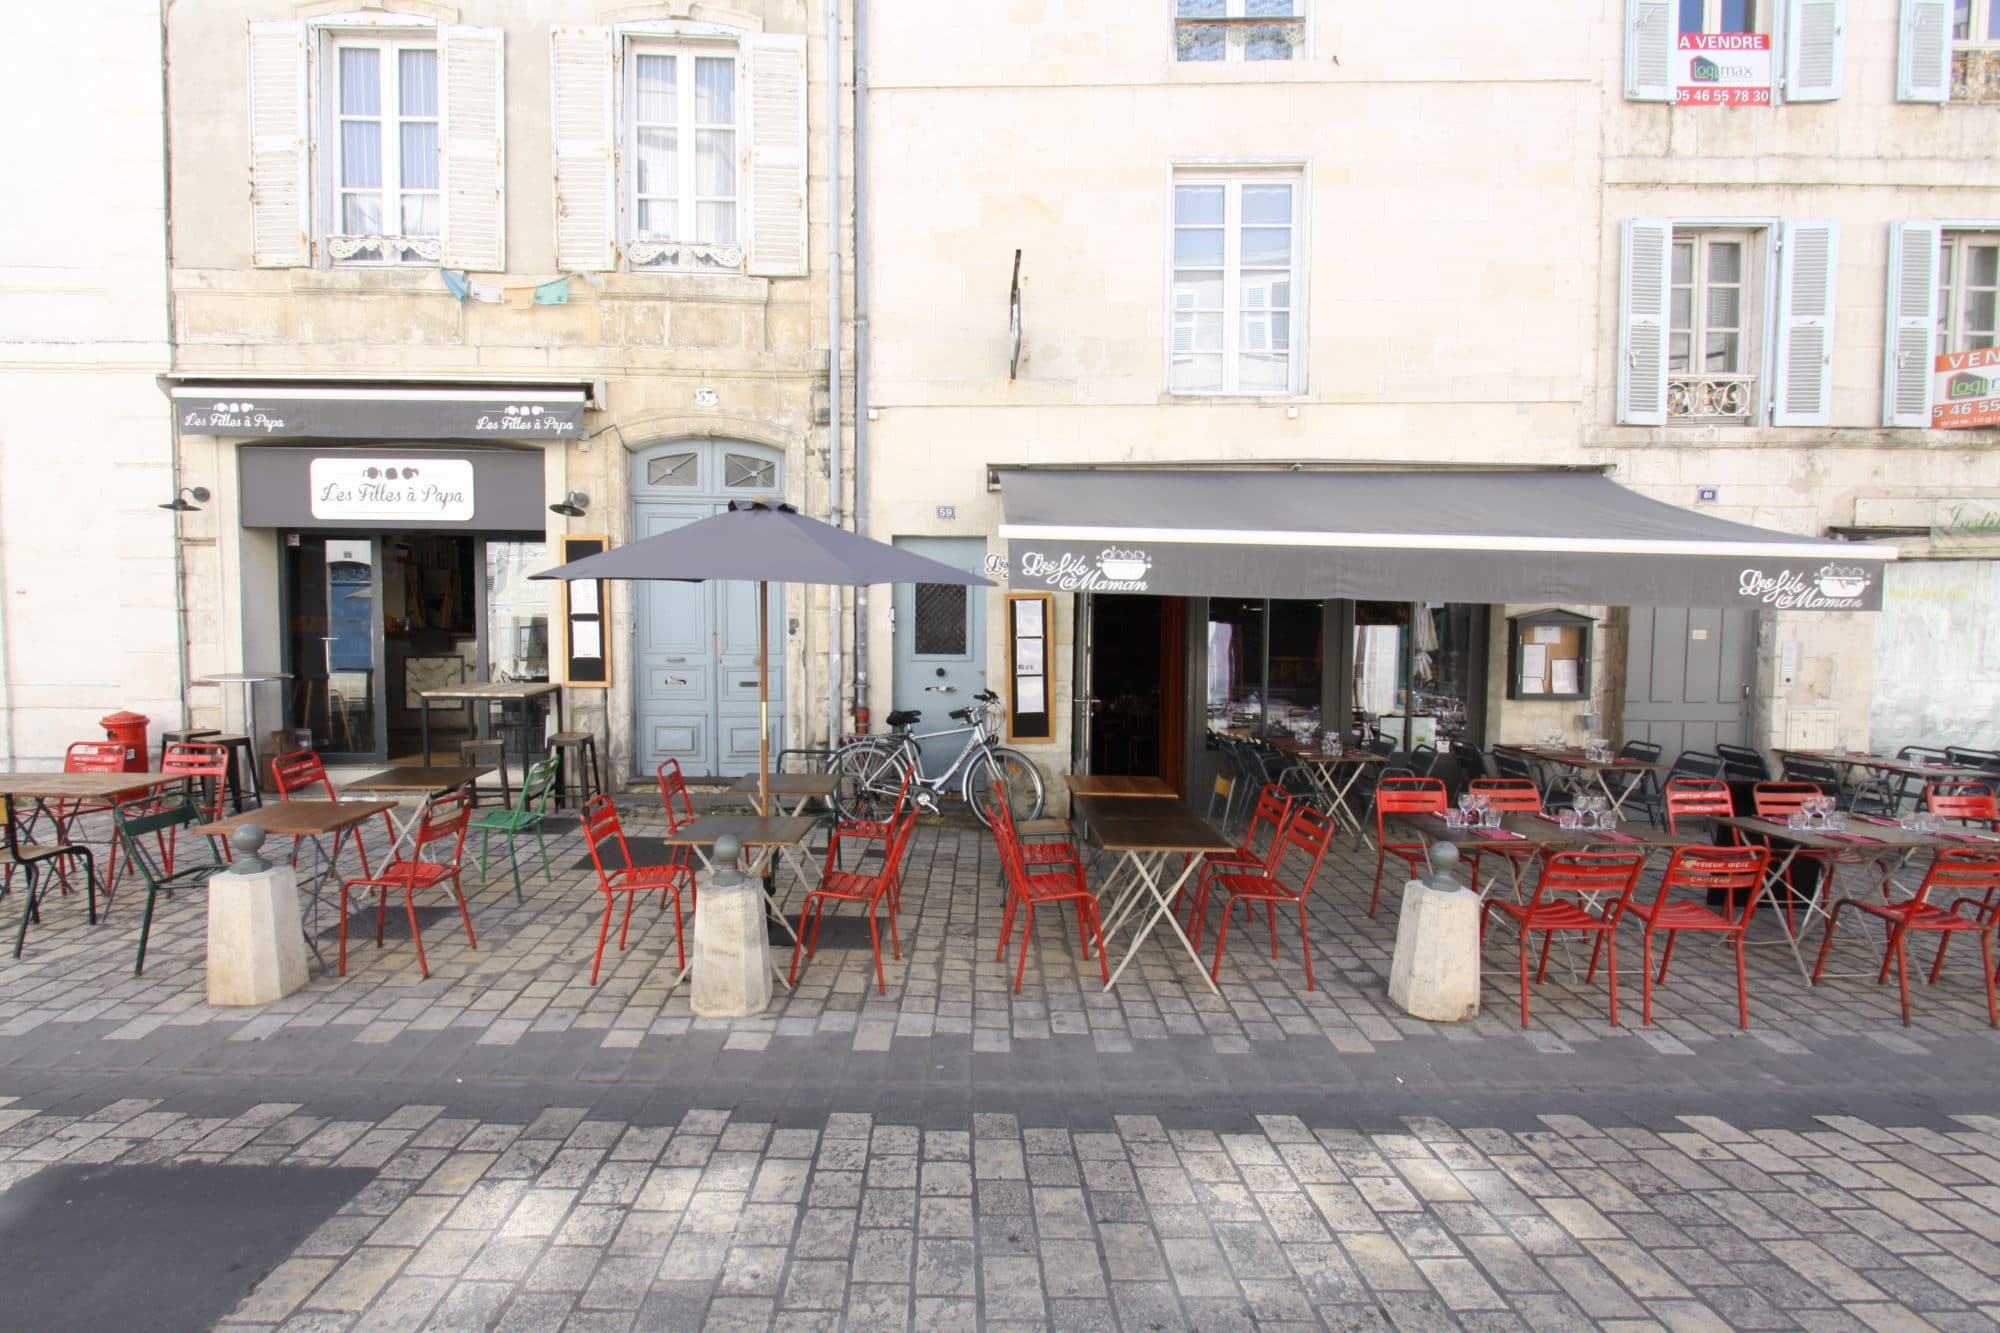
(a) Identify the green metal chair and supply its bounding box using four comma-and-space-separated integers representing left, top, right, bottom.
6, 793, 100, 959
471, 756, 560, 902
114, 793, 226, 975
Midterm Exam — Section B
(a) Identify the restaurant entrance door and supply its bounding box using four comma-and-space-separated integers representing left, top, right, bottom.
1079, 594, 1185, 784
1621, 607, 1755, 756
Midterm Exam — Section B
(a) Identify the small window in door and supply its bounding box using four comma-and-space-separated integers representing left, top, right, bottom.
724, 452, 777, 489
913, 584, 968, 655
646, 452, 697, 486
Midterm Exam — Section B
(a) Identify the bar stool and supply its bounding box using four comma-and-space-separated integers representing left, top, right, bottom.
459, 739, 514, 808
549, 731, 605, 809
208, 735, 262, 813
158, 727, 220, 770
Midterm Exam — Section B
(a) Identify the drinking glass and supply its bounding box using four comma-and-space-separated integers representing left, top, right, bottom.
1458, 790, 1475, 820
1826, 809, 1848, 833
1788, 810, 1810, 830
1558, 807, 1580, 830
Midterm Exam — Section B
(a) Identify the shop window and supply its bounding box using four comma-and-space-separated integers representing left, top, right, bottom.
1174, 0, 1305, 62
913, 584, 968, 656
1206, 598, 1321, 740
724, 452, 777, 489
486, 541, 551, 683
1354, 601, 1485, 752
645, 452, 698, 487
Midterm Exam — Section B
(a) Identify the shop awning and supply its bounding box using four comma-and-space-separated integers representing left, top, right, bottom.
170, 383, 587, 440
999, 469, 1896, 611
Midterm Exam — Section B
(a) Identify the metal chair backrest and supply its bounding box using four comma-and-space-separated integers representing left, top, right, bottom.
655, 760, 695, 832
64, 741, 127, 773
776, 748, 837, 774
1927, 781, 1998, 826
1665, 750, 1723, 782
1206, 773, 1235, 823
1898, 744, 1950, 767
163, 741, 229, 780
878, 812, 919, 893
113, 792, 216, 885
271, 749, 335, 802
1409, 744, 1438, 776
1365, 736, 1394, 757
1947, 747, 2000, 774
581, 795, 633, 881
1752, 782, 1824, 819
1492, 750, 1536, 783
1450, 744, 1492, 781
1664, 777, 1735, 833
1376, 776, 1446, 839
1269, 804, 1335, 893
1469, 778, 1541, 812
1716, 743, 1771, 782
404, 793, 472, 866
1241, 784, 1295, 871
0, 794, 24, 859
1650, 845, 1769, 923
1619, 740, 1664, 765
1912, 848, 2000, 910
1779, 754, 1842, 795
513, 756, 562, 816
1527, 850, 1647, 918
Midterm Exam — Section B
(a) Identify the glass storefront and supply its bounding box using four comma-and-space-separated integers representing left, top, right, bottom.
1205, 598, 1324, 741
1352, 600, 1485, 752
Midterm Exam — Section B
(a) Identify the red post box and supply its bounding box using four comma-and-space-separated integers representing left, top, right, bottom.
100, 711, 150, 771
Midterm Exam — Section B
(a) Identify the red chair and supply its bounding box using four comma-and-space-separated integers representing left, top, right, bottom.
1372, 777, 1447, 916
1184, 783, 1292, 938
581, 794, 696, 983
1623, 845, 1770, 1028
163, 742, 234, 861
1927, 781, 1999, 831
1463, 778, 1544, 898
271, 749, 396, 877
1663, 777, 1736, 836
991, 799, 1105, 993
1482, 850, 1647, 1028
334, 792, 474, 978
50, 741, 141, 889
1205, 805, 1335, 989
791, 812, 917, 993
656, 759, 698, 826
1814, 848, 2000, 1027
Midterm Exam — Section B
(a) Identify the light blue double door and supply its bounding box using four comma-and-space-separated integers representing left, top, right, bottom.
632, 442, 785, 779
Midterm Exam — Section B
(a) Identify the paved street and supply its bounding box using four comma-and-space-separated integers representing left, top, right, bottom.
5, 803, 2000, 1329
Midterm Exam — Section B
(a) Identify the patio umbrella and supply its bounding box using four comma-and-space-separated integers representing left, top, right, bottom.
532, 500, 993, 814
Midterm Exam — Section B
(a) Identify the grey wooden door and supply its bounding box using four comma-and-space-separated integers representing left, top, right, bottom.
891, 537, 988, 779
1622, 607, 1755, 759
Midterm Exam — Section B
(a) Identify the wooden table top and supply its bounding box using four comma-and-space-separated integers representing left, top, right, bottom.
343, 766, 492, 793
1494, 745, 1663, 773
1072, 793, 1198, 824
1774, 749, 1995, 783
1086, 807, 1235, 855
416, 681, 561, 701
661, 815, 819, 847
1395, 809, 1697, 851
1717, 814, 1988, 853
1287, 749, 1388, 768
0, 772, 172, 799
728, 772, 840, 796
1065, 775, 1175, 798
192, 799, 399, 838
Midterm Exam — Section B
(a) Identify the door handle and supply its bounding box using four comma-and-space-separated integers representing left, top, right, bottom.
926, 685, 957, 693
666, 657, 686, 663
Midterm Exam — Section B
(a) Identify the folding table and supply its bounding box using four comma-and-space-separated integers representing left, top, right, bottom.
658, 814, 820, 987
415, 681, 564, 769
1285, 748, 1388, 839
192, 798, 399, 969
341, 766, 492, 861
1074, 793, 1235, 992
0, 771, 174, 890
728, 772, 838, 818
1493, 745, 1664, 816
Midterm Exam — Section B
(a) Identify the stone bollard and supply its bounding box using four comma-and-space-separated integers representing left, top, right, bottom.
206, 826, 310, 1006
690, 835, 774, 1017
1386, 842, 1482, 1022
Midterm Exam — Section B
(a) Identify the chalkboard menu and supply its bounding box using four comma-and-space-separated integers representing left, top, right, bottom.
561, 534, 610, 687
1007, 593, 1054, 743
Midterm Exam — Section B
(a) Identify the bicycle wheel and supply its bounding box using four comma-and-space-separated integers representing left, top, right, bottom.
962, 747, 1045, 828
831, 742, 906, 822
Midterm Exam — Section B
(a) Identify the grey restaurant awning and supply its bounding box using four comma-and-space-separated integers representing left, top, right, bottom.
170, 383, 586, 440
1000, 469, 1896, 611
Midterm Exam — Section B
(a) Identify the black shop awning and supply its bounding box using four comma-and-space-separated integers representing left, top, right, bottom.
170, 382, 587, 440
999, 469, 1895, 611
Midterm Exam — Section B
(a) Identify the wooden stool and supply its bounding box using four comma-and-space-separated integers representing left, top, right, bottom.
459, 739, 513, 808
549, 731, 604, 809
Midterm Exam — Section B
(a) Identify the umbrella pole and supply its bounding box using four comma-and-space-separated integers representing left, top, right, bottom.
758, 581, 770, 818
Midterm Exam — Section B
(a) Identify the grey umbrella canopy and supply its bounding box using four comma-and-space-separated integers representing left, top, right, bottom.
534, 501, 993, 811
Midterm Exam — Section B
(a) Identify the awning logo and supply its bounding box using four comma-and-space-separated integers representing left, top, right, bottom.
1738, 563, 1873, 610
1017, 548, 1152, 592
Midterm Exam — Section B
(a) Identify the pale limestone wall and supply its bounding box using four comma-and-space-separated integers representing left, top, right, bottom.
165, 0, 855, 775
0, 1, 177, 767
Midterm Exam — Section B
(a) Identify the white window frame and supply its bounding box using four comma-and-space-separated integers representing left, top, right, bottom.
319, 29, 443, 265
1166, 168, 1306, 398
1666, 226, 1767, 424
1956, 0, 2000, 47
1939, 230, 2000, 353
1172, 0, 1308, 64
621, 37, 743, 272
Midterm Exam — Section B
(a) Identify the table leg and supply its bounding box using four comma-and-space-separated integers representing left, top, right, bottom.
421, 697, 433, 767
1326, 765, 1367, 838
1103, 852, 1219, 993
240, 681, 265, 810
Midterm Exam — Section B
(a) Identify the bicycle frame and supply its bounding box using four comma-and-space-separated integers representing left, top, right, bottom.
877, 714, 995, 794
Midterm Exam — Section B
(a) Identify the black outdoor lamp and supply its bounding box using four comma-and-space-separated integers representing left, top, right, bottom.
159, 486, 210, 512
550, 491, 590, 518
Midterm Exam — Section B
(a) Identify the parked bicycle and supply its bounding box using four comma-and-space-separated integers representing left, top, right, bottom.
829, 690, 1044, 828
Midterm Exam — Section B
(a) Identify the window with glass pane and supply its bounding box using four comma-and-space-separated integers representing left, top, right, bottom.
913, 585, 968, 656
1266, 600, 1322, 737
486, 542, 551, 683
1205, 599, 1267, 736
1953, 0, 2000, 43
1351, 601, 1408, 743
1171, 176, 1297, 395
724, 453, 776, 489
1678, 0, 1760, 33
1940, 234, 2000, 352
1174, 0, 1304, 62
333, 39, 438, 260
645, 452, 698, 487
1667, 229, 1757, 422
628, 45, 739, 269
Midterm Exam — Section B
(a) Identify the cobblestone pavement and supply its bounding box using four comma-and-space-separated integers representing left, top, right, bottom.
5, 799, 2000, 1327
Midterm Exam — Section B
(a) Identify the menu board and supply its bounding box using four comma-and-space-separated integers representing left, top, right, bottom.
560, 534, 610, 687
1007, 593, 1054, 743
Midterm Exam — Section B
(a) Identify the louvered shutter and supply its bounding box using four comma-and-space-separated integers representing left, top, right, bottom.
1618, 219, 1673, 426
745, 33, 808, 278
1897, 0, 1952, 102
1883, 222, 1941, 427
247, 20, 311, 267
1772, 222, 1839, 427
1785, 0, 1845, 102
439, 26, 505, 271
551, 27, 616, 272
1625, 0, 1674, 102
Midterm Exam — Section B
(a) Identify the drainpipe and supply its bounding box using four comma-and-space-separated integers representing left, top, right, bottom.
852, 0, 870, 730
824, 0, 843, 746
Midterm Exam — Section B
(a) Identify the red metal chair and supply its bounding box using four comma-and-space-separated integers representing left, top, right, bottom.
49, 741, 141, 890
791, 811, 917, 993
1927, 781, 1999, 832
990, 798, 1106, 993
1623, 845, 1770, 1028
1205, 805, 1335, 989
1184, 783, 1292, 938
581, 794, 696, 984
334, 792, 474, 978
1463, 778, 1544, 898
1371, 777, 1446, 916
1663, 777, 1736, 836
1482, 850, 1647, 1028
271, 749, 395, 878
163, 742, 235, 862
1751, 780, 1883, 923
1814, 848, 2000, 1027
656, 759, 697, 826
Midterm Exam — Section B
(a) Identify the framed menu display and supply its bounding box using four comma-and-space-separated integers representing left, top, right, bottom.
1506, 608, 1592, 702
560, 534, 610, 687
1006, 592, 1054, 743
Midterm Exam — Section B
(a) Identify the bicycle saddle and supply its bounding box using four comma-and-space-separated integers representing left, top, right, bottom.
886, 709, 921, 727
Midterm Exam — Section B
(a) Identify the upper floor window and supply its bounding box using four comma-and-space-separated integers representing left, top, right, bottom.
246, 19, 503, 270
1678, 0, 1760, 33
1886, 222, 2000, 427
1940, 233, 2000, 353
1174, 0, 1305, 63
1626, 0, 1840, 103
1900, 0, 2000, 102
1169, 173, 1300, 396
1957, 0, 2000, 45
1669, 231, 1761, 422
552, 25, 807, 277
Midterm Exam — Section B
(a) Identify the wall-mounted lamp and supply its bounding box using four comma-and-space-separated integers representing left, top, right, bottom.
159, 486, 210, 512
550, 491, 590, 518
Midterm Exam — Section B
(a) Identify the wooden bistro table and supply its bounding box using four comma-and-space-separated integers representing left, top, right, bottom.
192, 799, 399, 969
1073, 792, 1235, 993
417, 681, 564, 769
1392, 809, 1698, 902
1065, 775, 1176, 798
1286, 747, 1389, 839
342, 765, 492, 861
1774, 749, 1998, 798
729, 771, 838, 818
1494, 745, 1665, 816
658, 814, 820, 987
0, 770, 174, 890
